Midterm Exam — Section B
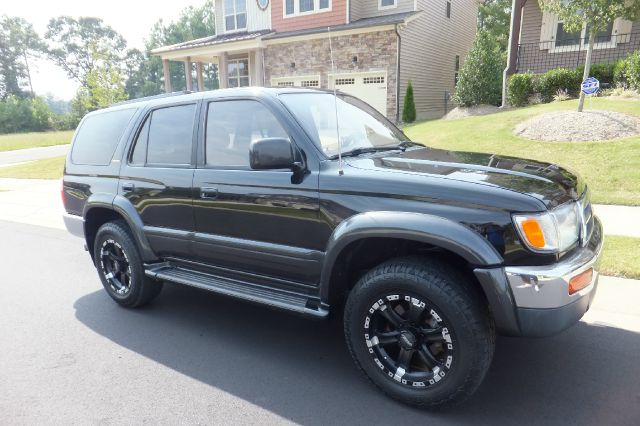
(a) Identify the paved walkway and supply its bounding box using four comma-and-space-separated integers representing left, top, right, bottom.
0, 144, 69, 166
593, 204, 640, 238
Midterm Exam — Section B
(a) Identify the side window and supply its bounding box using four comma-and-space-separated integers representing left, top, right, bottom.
72, 108, 136, 166
137, 104, 196, 166
205, 100, 289, 168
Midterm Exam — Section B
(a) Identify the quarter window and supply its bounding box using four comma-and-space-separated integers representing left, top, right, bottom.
131, 104, 196, 166
205, 100, 289, 168
224, 0, 247, 32
71, 108, 136, 166
285, 0, 330, 17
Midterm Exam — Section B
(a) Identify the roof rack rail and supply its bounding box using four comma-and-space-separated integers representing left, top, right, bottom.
112, 90, 194, 107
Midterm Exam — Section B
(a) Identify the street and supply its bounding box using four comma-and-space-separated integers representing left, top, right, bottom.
0, 220, 639, 425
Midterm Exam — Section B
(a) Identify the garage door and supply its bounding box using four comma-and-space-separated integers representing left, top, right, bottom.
270, 75, 321, 89
329, 72, 388, 116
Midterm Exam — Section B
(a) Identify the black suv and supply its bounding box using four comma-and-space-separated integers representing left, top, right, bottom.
63, 88, 603, 407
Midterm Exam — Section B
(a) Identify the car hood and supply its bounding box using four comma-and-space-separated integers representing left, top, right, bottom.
346, 147, 585, 209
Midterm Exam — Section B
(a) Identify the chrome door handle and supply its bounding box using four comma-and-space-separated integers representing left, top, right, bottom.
201, 187, 219, 199
121, 182, 135, 192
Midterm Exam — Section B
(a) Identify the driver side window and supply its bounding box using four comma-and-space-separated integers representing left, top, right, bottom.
205, 100, 289, 168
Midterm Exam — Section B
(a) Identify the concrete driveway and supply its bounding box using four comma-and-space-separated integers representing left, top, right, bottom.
0, 220, 639, 425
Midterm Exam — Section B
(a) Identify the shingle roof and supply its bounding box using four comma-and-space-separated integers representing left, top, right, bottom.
263, 11, 420, 40
151, 30, 272, 54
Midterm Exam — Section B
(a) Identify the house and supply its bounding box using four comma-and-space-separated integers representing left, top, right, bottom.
151, 0, 479, 121
503, 0, 639, 103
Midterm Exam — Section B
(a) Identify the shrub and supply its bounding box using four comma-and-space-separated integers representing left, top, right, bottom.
402, 81, 416, 123
453, 31, 504, 107
507, 73, 534, 107
625, 52, 640, 91
535, 68, 582, 102
576, 63, 615, 84
613, 59, 629, 88
553, 89, 570, 102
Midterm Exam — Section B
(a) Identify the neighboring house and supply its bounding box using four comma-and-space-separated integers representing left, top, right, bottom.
152, 0, 479, 121
503, 0, 639, 97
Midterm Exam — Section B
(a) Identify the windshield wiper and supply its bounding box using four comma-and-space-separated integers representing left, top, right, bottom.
398, 140, 422, 149
329, 146, 400, 159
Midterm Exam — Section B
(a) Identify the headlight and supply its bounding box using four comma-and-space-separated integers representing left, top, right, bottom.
513, 202, 579, 253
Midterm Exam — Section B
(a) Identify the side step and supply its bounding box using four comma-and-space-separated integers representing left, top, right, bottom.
145, 264, 328, 319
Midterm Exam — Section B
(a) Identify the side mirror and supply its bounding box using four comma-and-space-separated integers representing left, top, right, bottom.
249, 138, 297, 170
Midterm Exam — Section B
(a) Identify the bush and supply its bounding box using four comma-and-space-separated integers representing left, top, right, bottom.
507, 73, 534, 107
576, 63, 615, 84
625, 52, 640, 91
0, 96, 53, 134
535, 68, 582, 102
453, 31, 504, 107
613, 59, 629, 88
402, 81, 416, 123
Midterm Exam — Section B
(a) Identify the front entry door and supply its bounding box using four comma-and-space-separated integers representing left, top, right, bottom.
192, 98, 325, 286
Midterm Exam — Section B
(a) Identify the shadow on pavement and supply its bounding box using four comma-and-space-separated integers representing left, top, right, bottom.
74, 284, 640, 425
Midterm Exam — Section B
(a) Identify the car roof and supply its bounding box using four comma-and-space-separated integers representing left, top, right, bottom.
88, 87, 328, 117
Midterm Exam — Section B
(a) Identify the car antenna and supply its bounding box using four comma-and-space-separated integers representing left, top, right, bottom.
328, 26, 344, 176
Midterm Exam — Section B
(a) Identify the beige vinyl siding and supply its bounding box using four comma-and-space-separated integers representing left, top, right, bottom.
351, 0, 415, 21
398, 0, 478, 120
518, 0, 640, 73
215, 0, 271, 34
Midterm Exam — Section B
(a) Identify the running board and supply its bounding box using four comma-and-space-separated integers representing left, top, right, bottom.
145, 264, 328, 319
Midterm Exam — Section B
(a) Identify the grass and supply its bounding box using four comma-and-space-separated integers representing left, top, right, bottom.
404, 98, 640, 206
601, 236, 640, 280
0, 130, 74, 152
0, 156, 65, 179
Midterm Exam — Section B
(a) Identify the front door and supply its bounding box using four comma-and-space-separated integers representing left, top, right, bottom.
119, 102, 199, 259
192, 98, 325, 286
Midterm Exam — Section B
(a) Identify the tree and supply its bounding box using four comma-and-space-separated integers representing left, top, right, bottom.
402, 81, 416, 123
478, 0, 512, 52
0, 16, 45, 99
45, 16, 127, 86
73, 64, 128, 116
539, 0, 640, 111
453, 31, 505, 107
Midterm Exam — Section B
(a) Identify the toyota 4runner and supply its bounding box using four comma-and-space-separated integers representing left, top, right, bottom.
63, 88, 603, 407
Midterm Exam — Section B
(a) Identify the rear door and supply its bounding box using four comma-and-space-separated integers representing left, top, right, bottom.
118, 101, 200, 259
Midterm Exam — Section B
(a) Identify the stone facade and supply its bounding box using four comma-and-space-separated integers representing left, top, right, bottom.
264, 30, 399, 119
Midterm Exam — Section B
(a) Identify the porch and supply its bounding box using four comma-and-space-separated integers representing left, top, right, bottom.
151, 31, 270, 92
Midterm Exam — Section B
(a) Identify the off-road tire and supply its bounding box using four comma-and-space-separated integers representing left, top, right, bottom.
344, 256, 495, 408
93, 220, 162, 308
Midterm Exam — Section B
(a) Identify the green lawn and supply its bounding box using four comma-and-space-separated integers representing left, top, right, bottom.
0, 130, 74, 152
404, 98, 640, 206
601, 236, 640, 280
0, 156, 65, 179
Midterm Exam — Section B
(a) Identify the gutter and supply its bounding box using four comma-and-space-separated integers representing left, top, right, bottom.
395, 23, 402, 124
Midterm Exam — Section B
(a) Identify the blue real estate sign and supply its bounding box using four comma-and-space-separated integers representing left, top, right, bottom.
581, 77, 600, 95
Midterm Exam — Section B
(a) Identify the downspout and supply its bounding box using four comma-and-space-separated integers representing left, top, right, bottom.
502, 0, 526, 107
395, 23, 402, 124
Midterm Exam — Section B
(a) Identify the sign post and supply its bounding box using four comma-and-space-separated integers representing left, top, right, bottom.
581, 77, 600, 109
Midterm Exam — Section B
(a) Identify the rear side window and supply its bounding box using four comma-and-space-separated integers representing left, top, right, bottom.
71, 108, 136, 165
129, 104, 196, 166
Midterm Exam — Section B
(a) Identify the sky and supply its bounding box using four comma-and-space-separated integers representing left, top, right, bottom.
3, 0, 207, 100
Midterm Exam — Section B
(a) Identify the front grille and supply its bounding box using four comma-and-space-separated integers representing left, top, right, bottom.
578, 189, 594, 246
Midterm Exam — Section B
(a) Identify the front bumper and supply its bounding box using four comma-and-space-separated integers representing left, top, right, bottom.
475, 216, 603, 337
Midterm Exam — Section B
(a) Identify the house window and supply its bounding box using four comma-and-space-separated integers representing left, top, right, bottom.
228, 58, 250, 87
554, 20, 614, 49
284, 0, 330, 17
224, 0, 247, 32
379, 0, 396, 9
555, 22, 580, 47
454, 55, 460, 86
446, 1, 451, 18
585, 22, 614, 44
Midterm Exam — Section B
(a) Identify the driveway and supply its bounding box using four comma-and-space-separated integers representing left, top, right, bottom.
0, 144, 69, 166
0, 220, 639, 425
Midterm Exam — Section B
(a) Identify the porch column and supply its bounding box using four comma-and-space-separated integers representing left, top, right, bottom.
502, 0, 526, 107
184, 57, 193, 91
219, 52, 228, 89
254, 48, 265, 86
196, 62, 205, 91
162, 59, 172, 93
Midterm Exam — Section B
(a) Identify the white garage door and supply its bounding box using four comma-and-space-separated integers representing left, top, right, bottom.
329, 72, 388, 116
271, 75, 321, 88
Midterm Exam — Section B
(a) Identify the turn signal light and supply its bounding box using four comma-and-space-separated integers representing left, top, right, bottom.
569, 268, 593, 295
520, 218, 546, 248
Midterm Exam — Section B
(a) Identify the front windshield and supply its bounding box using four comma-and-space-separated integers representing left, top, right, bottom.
279, 92, 407, 157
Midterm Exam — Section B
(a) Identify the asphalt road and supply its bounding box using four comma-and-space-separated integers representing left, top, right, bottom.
1, 220, 639, 425
0, 144, 69, 166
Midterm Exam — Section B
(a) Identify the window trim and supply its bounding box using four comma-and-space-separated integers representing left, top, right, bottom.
283, 0, 332, 19
127, 102, 199, 169
378, 0, 397, 11
550, 19, 617, 53
227, 56, 252, 88
202, 98, 294, 171
223, 0, 248, 33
